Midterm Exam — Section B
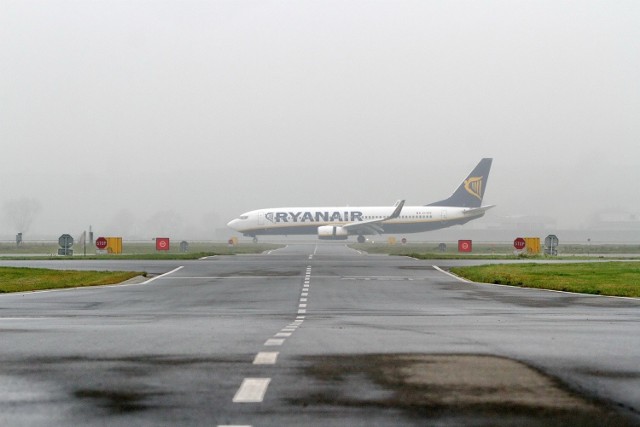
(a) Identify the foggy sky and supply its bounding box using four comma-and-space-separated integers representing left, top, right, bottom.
1, 1, 639, 239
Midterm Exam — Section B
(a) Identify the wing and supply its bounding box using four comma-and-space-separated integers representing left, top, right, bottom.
342, 200, 405, 235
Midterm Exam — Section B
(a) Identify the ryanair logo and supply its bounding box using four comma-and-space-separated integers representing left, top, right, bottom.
265, 210, 363, 223
464, 176, 483, 200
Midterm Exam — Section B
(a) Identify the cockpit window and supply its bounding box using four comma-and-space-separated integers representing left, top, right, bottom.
239, 215, 249, 220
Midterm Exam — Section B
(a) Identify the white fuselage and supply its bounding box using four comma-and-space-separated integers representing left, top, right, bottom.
227, 158, 494, 240
227, 205, 483, 237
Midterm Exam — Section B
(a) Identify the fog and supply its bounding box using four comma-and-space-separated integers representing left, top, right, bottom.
2, 1, 639, 241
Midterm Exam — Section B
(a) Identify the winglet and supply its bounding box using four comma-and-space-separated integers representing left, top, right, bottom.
388, 200, 405, 219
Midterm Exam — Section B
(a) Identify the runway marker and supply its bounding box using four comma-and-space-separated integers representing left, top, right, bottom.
296, 316, 305, 320
233, 378, 271, 403
253, 352, 279, 365
275, 332, 292, 337
298, 309, 307, 314
300, 298, 307, 302
141, 266, 185, 284
264, 338, 285, 346
433, 265, 471, 283
301, 292, 308, 297
299, 304, 307, 308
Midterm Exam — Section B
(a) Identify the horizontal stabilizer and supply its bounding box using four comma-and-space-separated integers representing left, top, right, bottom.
463, 205, 495, 216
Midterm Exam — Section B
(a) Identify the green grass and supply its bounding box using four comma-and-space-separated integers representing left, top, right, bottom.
0, 267, 144, 293
0, 242, 283, 260
450, 262, 640, 297
350, 243, 640, 260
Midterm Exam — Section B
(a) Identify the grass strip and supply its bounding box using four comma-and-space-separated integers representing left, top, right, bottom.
0, 267, 143, 293
0, 243, 284, 260
450, 262, 640, 298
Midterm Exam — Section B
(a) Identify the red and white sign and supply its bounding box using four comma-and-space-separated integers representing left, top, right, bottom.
156, 237, 170, 251
458, 240, 472, 253
95, 237, 108, 250
514, 237, 526, 250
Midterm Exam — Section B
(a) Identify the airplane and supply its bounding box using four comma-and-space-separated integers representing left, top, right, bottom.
227, 158, 494, 243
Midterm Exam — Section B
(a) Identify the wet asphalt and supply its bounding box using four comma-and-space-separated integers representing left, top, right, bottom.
0, 243, 639, 426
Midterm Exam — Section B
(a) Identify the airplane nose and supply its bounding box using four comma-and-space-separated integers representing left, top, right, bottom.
227, 219, 239, 230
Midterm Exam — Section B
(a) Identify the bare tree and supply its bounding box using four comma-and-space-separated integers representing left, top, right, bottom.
3, 198, 43, 235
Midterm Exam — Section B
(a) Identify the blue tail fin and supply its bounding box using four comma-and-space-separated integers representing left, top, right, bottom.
427, 158, 493, 208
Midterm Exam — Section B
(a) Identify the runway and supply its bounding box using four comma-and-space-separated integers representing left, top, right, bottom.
0, 243, 638, 426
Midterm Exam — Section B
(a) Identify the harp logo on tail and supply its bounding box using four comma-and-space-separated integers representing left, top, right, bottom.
464, 176, 483, 200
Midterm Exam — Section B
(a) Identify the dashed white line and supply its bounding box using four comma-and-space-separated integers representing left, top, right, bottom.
264, 338, 285, 346
233, 378, 271, 403
253, 352, 279, 365
275, 332, 292, 337
298, 309, 307, 314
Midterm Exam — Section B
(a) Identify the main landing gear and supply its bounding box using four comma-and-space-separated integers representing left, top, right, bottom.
252, 236, 259, 244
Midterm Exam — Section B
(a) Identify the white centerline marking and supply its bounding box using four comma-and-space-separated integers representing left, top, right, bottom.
298, 309, 307, 314
253, 352, 279, 365
275, 332, 292, 337
233, 378, 271, 403
264, 338, 285, 346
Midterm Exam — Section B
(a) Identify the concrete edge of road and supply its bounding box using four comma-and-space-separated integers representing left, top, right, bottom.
0, 266, 186, 297
0, 276, 149, 297
432, 265, 640, 301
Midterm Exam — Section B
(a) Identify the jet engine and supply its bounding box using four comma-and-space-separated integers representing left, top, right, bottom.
317, 226, 349, 240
